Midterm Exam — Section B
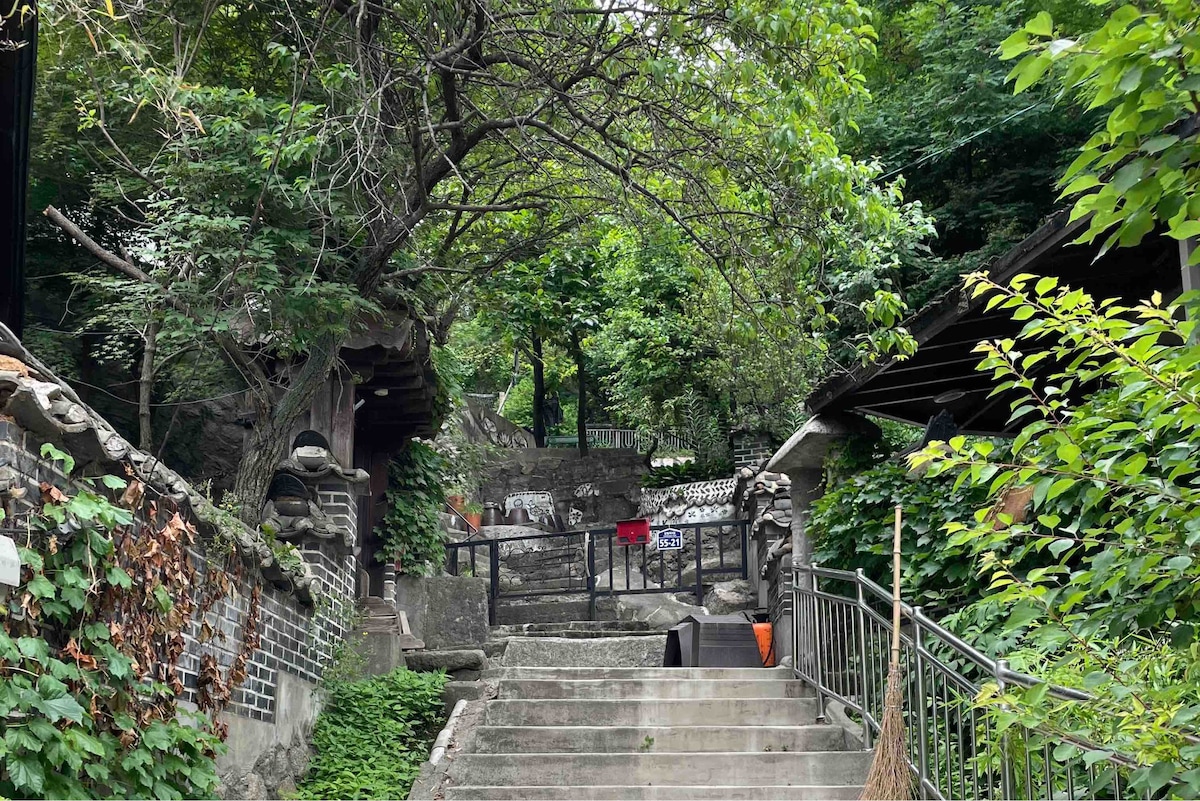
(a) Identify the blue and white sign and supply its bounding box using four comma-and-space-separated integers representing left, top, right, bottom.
655, 527, 683, 551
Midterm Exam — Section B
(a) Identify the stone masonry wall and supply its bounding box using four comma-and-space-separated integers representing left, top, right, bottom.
0, 408, 355, 799
479, 448, 647, 525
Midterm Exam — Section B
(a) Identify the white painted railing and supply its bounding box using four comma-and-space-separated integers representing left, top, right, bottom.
585, 427, 691, 452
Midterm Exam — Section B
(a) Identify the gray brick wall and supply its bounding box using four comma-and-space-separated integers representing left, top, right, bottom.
0, 419, 357, 726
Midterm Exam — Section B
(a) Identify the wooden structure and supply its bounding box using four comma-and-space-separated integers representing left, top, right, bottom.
287, 311, 439, 596
807, 214, 1188, 435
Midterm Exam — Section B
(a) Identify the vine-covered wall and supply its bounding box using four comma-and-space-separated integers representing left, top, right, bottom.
0, 345, 359, 799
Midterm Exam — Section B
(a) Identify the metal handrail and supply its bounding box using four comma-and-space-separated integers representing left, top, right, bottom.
808, 565, 1090, 701
792, 563, 1161, 800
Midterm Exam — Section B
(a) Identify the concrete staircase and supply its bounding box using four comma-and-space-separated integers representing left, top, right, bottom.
442, 627, 869, 800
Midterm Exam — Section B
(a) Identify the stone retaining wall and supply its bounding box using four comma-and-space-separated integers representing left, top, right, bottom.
479, 448, 646, 525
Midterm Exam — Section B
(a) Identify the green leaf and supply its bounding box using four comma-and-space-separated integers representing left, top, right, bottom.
1146, 761, 1176, 792
1166, 555, 1192, 572
1024, 11, 1053, 37
8, 751, 46, 794
35, 694, 85, 724
1056, 443, 1081, 464
99, 474, 128, 489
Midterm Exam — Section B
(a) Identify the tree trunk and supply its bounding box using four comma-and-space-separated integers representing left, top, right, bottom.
231, 332, 340, 525
572, 331, 588, 456
138, 317, 160, 451
531, 334, 546, 447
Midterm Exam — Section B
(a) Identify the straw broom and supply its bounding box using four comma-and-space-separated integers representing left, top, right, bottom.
861, 504, 913, 800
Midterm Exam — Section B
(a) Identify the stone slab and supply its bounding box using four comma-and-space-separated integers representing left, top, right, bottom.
406, 649, 487, 673
469, 724, 844, 754
501, 635, 666, 667
448, 751, 872, 787
445, 785, 863, 800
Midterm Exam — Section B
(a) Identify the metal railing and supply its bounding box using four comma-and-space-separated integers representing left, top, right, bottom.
447, 520, 748, 623
792, 564, 1162, 800
585, 427, 692, 453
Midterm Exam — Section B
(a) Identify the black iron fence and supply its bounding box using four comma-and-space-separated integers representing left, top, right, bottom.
446, 519, 749, 624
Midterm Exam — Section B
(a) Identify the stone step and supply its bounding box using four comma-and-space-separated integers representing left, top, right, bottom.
487, 667, 793, 681
468, 724, 845, 754
445, 785, 863, 800
483, 698, 818, 727
496, 600, 596, 624
502, 635, 667, 667
498, 679, 811, 700
492, 629, 665, 640
492, 620, 651, 635
447, 752, 872, 787
501, 577, 590, 591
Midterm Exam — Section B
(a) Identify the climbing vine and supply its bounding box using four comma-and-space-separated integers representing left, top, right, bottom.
376, 441, 449, 575
0, 444, 259, 799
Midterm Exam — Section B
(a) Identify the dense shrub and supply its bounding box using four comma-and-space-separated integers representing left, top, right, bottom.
294, 669, 448, 799
807, 459, 995, 615
642, 458, 734, 488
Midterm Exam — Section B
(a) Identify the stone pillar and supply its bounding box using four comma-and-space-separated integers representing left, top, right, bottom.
763, 413, 881, 670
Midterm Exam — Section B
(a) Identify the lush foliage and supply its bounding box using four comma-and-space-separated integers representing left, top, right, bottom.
376, 442, 449, 575
1001, 0, 1200, 258
914, 275, 1200, 796
294, 668, 447, 800
0, 446, 257, 799
808, 459, 997, 615
839, 0, 1100, 326
29, 0, 929, 511
642, 459, 737, 489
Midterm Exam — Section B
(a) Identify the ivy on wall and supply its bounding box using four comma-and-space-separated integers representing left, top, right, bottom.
376, 441, 449, 575
0, 444, 258, 799
294, 668, 447, 799
807, 458, 997, 615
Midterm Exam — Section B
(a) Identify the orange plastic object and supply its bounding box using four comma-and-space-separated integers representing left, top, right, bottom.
754, 622, 775, 667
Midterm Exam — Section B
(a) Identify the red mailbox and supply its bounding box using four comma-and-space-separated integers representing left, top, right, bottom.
616, 518, 651, 546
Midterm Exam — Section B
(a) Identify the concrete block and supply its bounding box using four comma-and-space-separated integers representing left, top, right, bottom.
445, 787, 862, 800
396, 575, 489, 649
469, 724, 844, 754
496, 678, 810, 700
443, 680, 488, 714
448, 751, 872, 787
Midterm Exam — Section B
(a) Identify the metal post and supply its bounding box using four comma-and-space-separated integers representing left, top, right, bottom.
739, 521, 749, 580
448, 547, 459, 577
855, 569, 873, 750
586, 531, 596, 621
694, 525, 704, 604
488, 543, 500, 626
996, 658, 1016, 800
913, 607, 930, 799
812, 564, 826, 723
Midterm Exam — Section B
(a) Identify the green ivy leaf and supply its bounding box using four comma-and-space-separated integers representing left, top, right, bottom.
35, 694, 85, 724
7, 751, 46, 794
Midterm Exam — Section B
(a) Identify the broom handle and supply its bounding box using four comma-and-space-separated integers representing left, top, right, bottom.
891, 504, 902, 662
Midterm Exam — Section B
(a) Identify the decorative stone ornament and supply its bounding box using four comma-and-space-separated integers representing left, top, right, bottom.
259, 430, 370, 554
